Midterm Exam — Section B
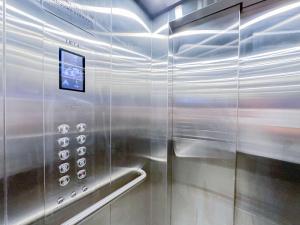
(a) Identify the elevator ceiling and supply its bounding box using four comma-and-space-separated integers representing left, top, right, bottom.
135, 0, 183, 18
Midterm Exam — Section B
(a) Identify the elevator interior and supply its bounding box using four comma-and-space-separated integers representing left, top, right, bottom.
0, 0, 299, 225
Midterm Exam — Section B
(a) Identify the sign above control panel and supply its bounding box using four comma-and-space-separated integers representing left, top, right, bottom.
59, 48, 85, 92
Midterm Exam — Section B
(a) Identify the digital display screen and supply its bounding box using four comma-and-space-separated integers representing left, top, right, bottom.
59, 48, 85, 92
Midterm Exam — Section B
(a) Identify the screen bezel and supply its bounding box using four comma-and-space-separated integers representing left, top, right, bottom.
59, 48, 86, 92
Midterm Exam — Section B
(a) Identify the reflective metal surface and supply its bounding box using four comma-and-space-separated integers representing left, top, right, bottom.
236, 0, 300, 224
5, 1, 44, 224
2, 0, 163, 224
239, 0, 300, 165
151, 12, 170, 225
110, 0, 152, 224
42, 0, 112, 221
63, 169, 146, 225
1, 0, 300, 225
171, 6, 239, 225
0, 0, 3, 224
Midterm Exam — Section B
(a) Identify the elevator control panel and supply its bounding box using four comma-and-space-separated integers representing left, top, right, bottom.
59, 48, 85, 92
55, 122, 89, 205
43, 23, 96, 217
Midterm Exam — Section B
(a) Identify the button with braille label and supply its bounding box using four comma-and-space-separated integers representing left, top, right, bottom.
57, 124, 70, 134
76, 123, 86, 132
59, 175, 70, 187
76, 135, 86, 145
77, 169, 86, 180
58, 150, 70, 161
77, 146, 86, 156
77, 158, 86, 168
57, 137, 70, 148
58, 162, 70, 174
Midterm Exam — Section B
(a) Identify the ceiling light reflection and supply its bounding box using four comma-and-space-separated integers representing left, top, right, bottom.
241, 1, 300, 29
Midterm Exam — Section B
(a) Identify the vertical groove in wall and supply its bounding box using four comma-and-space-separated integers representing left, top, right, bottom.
3, 0, 6, 223
149, 18, 153, 225
166, 12, 170, 225
109, 0, 112, 224
233, 7, 241, 225
41, 0, 46, 224
168, 19, 174, 225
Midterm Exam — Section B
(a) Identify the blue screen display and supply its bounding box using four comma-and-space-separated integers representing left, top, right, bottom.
59, 48, 85, 92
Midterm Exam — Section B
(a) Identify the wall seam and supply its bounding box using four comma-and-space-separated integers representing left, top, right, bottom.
233, 6, 241, 225
41, 0, 46, 224
3, 0, 6, 223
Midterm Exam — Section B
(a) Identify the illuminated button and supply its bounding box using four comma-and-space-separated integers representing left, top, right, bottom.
77, 169, 86, 180
59, 175, 70, 187
57, 197, 64, 204
71, 191, 77, 198
77, 158, 86, 168
57, 124, 70, 134
76, 146, 86, 156
57, 137, 70, 148
82, 186, 88, 192
76, 135, 86, 144
58, 162, 70, 174
58, 150, 70, 161
76, 123, 86, 132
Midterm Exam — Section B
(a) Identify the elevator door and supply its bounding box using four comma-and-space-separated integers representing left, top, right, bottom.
171, 6, 240, 225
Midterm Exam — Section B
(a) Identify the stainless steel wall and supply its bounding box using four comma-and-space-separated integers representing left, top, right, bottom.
110, 0, 152, 225
5, 1, 44, 224
42, 0, 112, 223
0, 0, 169, 225
2, 0, 300, 225
169, 1, 300, 225
236, 0, 300, 224
151, 12, 171, 225
0, 0, 3, 224
171, 6, 239, 225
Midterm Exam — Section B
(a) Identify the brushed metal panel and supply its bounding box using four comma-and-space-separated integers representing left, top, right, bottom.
236, 0, 300, 224
5, 1, 45, 224
110, 0, 152, 224
43, 27, 96, 224
42, 0, 111, 224
235, 153, 300, 225
151, 13, 170, 225
78, 205, 110, 225
0, 0, 3, 224
171, 6, 239, 225
238, 0, 300, 164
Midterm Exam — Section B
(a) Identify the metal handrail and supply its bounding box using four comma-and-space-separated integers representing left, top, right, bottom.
61, 169, 147, 225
